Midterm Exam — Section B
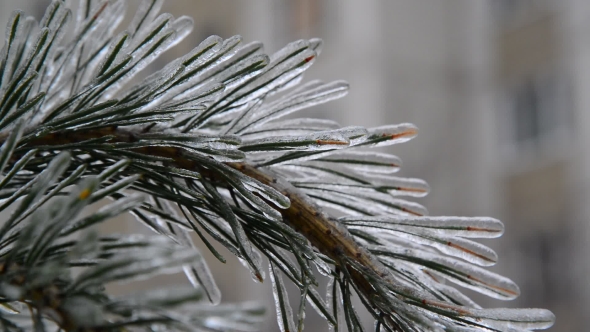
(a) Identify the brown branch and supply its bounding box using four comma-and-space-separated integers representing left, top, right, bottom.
21, 127, 407, 330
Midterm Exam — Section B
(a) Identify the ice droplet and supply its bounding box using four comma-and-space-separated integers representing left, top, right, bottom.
237, 249, 266, 283
313, 256, 332, 277
361, 123, 418, 147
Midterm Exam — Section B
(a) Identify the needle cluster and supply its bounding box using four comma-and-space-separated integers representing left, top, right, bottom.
0, 1, 554, 331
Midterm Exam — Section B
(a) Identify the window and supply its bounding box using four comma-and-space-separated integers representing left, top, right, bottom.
492, 0, 554, 25
506, 72, 571, 148
493, 0, 524, 22
513, 79, 541, 143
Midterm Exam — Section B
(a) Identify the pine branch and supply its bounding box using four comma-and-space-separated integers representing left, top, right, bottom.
15, 126, 422, 306
9, 121, 545, 331
0, 1, 556, 331
0, 148, 264, 330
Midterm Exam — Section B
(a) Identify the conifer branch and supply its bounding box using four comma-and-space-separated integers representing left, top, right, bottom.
15, 126, 416, 307
11, 124, 543, 331
0, 1, 556, 330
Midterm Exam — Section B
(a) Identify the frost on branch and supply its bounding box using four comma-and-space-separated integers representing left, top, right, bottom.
0, 0, 554, 331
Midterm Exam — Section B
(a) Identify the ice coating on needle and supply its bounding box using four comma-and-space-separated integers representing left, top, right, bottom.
348, 223, 499, 266
306, 188, 429, 216
240, 130, 350, 152
316, 150, 403, 174
326, 277, 345, 332
241, 118, 341, 140
234, 80, 349, 134
269, 263, 296, 332
169, 221, 222, 305
341, 216, 505, 238
278, 162, 430, 199
372, 245, 520, 300
463, 308, 556, 330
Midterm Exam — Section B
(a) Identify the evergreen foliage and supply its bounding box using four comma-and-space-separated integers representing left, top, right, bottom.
0, 1, 555, 331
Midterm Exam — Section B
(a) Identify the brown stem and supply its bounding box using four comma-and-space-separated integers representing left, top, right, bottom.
20, 127, 404, 330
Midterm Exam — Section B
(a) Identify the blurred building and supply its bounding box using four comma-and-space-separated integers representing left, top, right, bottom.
1, 1, 589, 331
227, 1, 590, 331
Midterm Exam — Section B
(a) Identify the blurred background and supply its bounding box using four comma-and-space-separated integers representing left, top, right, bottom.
1, 0, 587, 330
